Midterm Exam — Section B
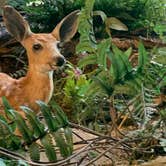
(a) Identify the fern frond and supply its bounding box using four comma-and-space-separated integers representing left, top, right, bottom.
0, 99, 73, 162
41, 134, 57, 161
54, 129, 71, 158
21, 106, 45, 138
138, 42, 148, 71
76, 0, 96, 54
29, 142, 40, 162
37, 101, 59, 131
12, 111, 33, 144
127, 85, 158, 127
97, 38, 111, 70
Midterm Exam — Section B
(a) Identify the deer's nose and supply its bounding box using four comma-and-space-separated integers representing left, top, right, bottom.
56, 56, 65, 67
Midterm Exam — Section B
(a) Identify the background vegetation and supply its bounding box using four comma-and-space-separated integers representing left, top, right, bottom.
0, 0, 166, 165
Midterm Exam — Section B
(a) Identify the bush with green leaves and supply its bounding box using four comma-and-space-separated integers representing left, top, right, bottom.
1, 0, 166, 163
6, 0, 166, 34
53, 0, 166, 157
0, 97, 73, 164
7, 0, 83, 32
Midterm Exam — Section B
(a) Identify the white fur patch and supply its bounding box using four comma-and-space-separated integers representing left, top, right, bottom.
47, 71, 54, 102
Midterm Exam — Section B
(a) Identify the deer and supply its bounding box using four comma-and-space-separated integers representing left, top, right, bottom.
0, 6, 79, 119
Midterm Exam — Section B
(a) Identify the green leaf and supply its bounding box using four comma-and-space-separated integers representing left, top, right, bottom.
108, 45, 132, 81
17, 160, 29, 166
36, 101, 56, 131
11, 110, 33, 144
29, 142, 40, 161
138, 42, 148, 70
105, 17, 128, 31
125, 47, 132, 58
51, 101, 69, 127
41, 135, 57, 161
97, 39, 111, 70
76, 0, 96, 54
76, 42, 96, 53
92, 75, 113, 96
78, 54, 97, 68
21, 106, 45, 138
54, 130, 70, 158
1, 97, 15, 121
0, 119, 12, 137
64, 127, 73, 155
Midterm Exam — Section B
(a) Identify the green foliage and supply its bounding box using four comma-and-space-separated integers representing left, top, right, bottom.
0, 98, 73, 162
1, 0, 166, 163
7, 0, 83, 32
94, 0, 166, 33
73, 0, 166, 154
6, 0, 166, 35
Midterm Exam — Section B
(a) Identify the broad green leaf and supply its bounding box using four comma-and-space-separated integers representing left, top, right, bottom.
109, 44, 132, 81
51, 101, 69, 127
108, 51, 120, 79
0, 113, 17, 132
13, 111, 33, 144
76, 42, 96, 53
18, 160, 28, 166
0, 119, 12, 137
125, 47, 132, 58
92, 76, 113, 96
41, 135, 57, 161
21, 106, 45, 138
138, 42, 148, 70
78, 54, 97, 68
0, 117, 21, 149
36, 101, 55, 131
64, 127, 73, 155
105, 17, 128, 31
29, 142, 40, 161
97, 39, 111, 70
54, 130, 70, 158
1, 97, 15, 121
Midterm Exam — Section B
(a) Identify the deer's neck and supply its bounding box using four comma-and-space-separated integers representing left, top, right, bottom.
20, 67, 54, 105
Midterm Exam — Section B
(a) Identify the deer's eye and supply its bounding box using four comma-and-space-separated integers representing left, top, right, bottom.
57, 42, 65, 54
57, 42, 65, 49
33, 43, 42, 51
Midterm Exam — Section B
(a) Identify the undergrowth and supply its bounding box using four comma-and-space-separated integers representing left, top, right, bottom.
53, 0, 166, 161
0, 0, 166, 164
0, 97, 73, 164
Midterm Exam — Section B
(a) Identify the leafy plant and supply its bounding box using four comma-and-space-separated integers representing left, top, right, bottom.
0, 97, 73, 163
6, 0, 165, 35
73, 0, 166, 155
7, 0, 83, 32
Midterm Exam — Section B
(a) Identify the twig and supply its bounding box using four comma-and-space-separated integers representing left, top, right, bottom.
69, 122, 116, 140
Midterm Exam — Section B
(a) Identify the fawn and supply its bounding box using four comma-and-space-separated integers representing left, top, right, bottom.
0, 6, 79, 118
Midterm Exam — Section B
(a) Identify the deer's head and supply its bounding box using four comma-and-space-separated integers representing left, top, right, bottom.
3, 6, 79, 73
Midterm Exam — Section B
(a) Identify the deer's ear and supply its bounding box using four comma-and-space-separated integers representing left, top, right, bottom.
3, 6, 32, 42
52, 10, 80, 41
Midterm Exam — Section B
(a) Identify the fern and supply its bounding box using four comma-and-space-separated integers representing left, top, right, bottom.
118, 85, 159, 127
29, 142, 40, 162
41, 134, 57, 161
76, 0, 96, 54
0, 98, 73, 162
